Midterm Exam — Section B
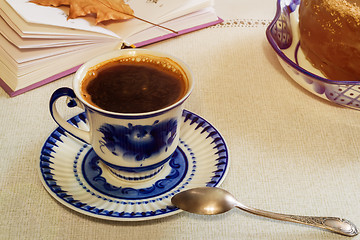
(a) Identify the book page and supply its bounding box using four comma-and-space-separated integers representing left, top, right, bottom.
0, 41, 120, 90
5, 0, 212, 41
0, 16, 106, 48
126, 8, 219, 46
1, 0, 119, 39
105, 0, 213, 40
159, 0, 213, 22
126, 0, 191, 21
0, 33, 104, 63
4, 0, 120, 38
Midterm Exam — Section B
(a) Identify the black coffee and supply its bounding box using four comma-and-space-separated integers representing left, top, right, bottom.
81, 56, 187, 113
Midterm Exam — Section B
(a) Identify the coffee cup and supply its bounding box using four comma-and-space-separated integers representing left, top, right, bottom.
49, 49, 193, 181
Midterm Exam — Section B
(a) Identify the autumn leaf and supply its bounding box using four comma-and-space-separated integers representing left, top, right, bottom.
69, 0, 134, 23
30, 0, 134, 24
30, 0, 177, 33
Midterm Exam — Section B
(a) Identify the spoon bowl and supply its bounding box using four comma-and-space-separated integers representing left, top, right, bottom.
172, 187, 237, 215
171, 187, 358, 237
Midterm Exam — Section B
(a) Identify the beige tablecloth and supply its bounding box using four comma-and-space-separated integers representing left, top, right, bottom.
1, 1, 359, 239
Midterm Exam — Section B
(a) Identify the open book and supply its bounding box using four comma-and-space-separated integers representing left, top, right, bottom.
0, 0, 222, 97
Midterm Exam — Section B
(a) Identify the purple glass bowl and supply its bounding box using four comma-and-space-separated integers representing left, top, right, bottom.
266, 0, 360, 110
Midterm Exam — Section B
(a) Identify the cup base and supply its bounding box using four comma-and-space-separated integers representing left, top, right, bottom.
106, 164, 165, 182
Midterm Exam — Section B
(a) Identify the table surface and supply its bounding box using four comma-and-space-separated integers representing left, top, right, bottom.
1, 1, 359, 239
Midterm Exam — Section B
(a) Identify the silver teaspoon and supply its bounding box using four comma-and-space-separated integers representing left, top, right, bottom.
171, 187, 358, 237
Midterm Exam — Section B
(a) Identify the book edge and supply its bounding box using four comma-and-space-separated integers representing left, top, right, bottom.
0, 65, 80, 97
1, 17, 223, 97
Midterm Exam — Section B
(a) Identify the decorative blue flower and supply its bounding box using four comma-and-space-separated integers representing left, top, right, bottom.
98, 119, 177, 161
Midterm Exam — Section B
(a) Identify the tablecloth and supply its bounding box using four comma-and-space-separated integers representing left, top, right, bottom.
1, 1, 359, 239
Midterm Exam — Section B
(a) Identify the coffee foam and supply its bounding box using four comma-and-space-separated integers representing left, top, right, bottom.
80, 54, 189, 110
84, 54, 187, 84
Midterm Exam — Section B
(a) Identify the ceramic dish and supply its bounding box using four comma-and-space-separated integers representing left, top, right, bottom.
39, 110, 229, 221
266, 0, 360, 110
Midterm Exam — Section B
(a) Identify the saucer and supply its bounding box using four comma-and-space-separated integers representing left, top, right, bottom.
39, 110, 229, 221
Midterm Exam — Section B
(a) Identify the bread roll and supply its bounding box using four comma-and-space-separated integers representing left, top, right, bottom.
299, 0, 360, 81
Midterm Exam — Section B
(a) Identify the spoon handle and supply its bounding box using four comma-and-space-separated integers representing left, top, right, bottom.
236, 204, 358, 237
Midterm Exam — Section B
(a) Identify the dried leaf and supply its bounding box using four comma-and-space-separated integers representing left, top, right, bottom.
69, 0, 134, 23
30, 0, 134, 24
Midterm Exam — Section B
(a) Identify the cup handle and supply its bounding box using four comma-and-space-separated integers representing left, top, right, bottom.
49, 87, 91, 143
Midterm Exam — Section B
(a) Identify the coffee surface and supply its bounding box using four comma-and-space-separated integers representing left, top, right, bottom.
81, 57, 187, 113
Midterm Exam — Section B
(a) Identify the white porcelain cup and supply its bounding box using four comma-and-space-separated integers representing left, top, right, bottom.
49, 49, 193, 181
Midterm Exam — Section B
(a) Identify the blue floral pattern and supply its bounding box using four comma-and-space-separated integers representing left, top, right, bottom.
98, 119, 177, 161
82, 147, 188, 200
